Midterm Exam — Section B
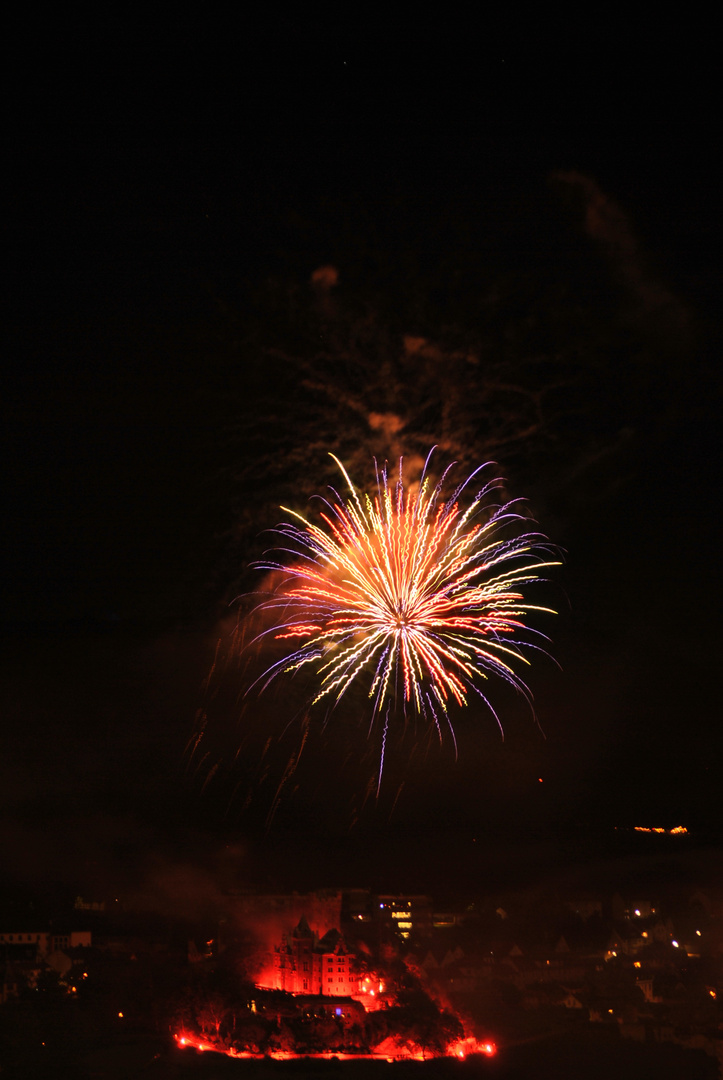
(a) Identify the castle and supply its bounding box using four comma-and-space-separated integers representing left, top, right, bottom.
272, 915, 358, 997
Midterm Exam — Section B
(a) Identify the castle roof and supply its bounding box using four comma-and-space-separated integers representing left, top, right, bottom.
286, 917, 352, 957
292, 915, 314, 940
318, 927, 351, 955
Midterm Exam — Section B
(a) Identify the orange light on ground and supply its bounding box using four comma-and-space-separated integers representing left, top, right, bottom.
118, 1012, 124, 1018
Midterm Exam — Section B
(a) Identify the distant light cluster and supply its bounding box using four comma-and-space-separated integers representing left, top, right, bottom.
633, 826, 688, 835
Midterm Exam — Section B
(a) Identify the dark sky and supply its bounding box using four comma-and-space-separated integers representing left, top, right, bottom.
3, 19, 722, 900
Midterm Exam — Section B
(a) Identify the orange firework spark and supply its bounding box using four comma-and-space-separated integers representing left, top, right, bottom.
249, 450, 559, 779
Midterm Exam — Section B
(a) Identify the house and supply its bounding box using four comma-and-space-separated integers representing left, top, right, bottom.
0, 927, 90, 1001
0, 928, 90, 962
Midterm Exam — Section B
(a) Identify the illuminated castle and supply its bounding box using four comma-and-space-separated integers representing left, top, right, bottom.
272, 915, 357, 997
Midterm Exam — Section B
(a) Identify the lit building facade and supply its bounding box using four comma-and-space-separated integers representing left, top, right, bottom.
377, 895, 432, 941
270, 916, 358, 997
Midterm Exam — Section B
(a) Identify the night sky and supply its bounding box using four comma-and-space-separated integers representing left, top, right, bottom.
3, 18, 722, 903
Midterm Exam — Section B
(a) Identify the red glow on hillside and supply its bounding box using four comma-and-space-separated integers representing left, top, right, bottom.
173, 909, 495, 1063
173, 1029, 496, 1062
175, 1033, 215, 1053
448, 1035, 497, 1059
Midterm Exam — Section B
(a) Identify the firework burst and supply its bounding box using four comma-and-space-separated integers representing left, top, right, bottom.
248, 450, 559, 785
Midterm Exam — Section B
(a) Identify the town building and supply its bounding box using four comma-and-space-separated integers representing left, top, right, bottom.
0, 929, 90, 961
376, 895, 432, 941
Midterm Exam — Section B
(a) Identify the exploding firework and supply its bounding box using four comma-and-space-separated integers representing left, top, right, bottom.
248, 450, 559, 783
